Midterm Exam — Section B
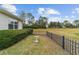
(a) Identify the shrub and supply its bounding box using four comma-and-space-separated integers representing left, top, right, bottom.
0, 29, 33, 50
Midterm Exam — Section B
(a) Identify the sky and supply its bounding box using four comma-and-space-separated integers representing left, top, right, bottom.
0, 4, 79, 23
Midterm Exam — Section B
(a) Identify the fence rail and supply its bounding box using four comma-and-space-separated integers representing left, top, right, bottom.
46, 31, 79, 55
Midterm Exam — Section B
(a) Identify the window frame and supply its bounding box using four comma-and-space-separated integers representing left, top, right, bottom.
8, 21, 18, 29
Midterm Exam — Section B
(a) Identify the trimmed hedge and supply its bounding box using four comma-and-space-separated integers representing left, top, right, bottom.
0, 29, 33, 50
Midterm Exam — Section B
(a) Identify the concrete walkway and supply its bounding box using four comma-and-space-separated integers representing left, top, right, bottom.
33, 31, 69, 55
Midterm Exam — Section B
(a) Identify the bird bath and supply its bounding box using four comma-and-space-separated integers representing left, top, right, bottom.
33, 36, 39, 45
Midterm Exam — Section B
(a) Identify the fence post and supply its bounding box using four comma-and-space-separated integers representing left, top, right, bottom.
46, 31, 48, 36
78, 43, 79, 55
72, 41, 74, 55
70, 40, 72, 54
75, 41, 77, 55
51, 33, 52, 39
62, 36, 65, 49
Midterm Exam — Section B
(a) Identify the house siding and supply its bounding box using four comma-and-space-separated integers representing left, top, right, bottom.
18, 21, 23, 29
0, 13, 23, 30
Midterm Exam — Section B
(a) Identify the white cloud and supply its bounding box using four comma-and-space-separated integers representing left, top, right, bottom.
64, 15, 75, 19
48, 15, 76, 23
38, 8, 45, 11
63, 16, 75, 22
47, 8, 60, 15
71, 15, 75, 18
64, 16, 69, 18
48, 16, 62, 23
0, 4, 17, 15
63, 16, 70, 20
38, 8, 60, 17
38, 8, 45, 15
72, 8, 79, 14
75, 8, 79, 13
72, 11, 75, 14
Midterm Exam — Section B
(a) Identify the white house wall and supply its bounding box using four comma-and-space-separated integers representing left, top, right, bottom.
0, 13, 23, 30
18, 21, 23, 29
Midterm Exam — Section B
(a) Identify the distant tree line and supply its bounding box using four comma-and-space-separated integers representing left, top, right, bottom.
19, 11, 79, 29
48, 20, 79, 28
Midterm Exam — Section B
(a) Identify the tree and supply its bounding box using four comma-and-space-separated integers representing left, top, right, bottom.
19, 11, 36, 28
74, 20, 79, 28
48, 21, 63, 28
26, 13, 35, 25
19, 11, 27, 24
57, 22, 63, 28
63, 20, 74, 28
48, 22, 54, 28
37, 16, 48, 28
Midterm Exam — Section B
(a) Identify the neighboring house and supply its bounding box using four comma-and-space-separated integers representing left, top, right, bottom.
0, 9, 23, 30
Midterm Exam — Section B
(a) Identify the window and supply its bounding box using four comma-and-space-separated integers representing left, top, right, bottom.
15, 22, 18, 24
8, 23, 13, 29
8, 21, 18, 29
15, 24, 18, 29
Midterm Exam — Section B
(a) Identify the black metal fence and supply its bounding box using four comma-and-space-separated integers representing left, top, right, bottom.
46, 31, 79, 55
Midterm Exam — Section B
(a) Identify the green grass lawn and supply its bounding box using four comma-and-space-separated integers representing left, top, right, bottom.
0, 35, 68, 55
34, 28, 79, 41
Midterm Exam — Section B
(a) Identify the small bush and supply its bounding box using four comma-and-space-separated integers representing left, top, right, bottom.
0, 29, 33, 50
